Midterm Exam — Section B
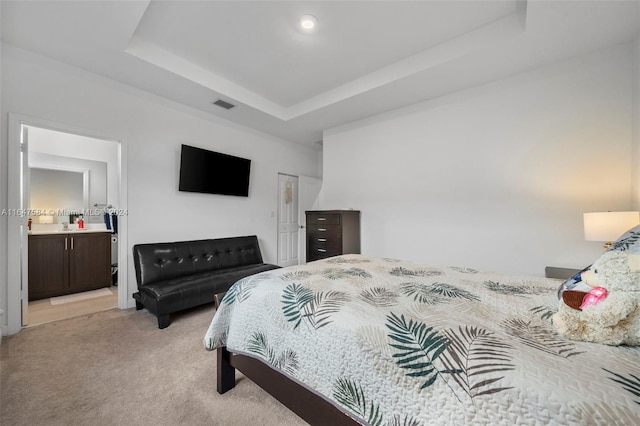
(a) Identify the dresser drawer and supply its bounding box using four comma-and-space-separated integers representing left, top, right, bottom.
307, 224, 340, 237
306, 213, 341, 225
307, 236, 341, 254
309, 248, 339, 261
307, 243, 341, 260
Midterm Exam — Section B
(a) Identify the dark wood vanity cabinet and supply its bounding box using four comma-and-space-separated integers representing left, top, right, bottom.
69, 232, 112, 293
306, 210, 361, 262
28, 232, 111, 300
28, 234, 68, 300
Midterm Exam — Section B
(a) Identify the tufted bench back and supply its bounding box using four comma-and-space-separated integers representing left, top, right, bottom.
133, 236, 265, 288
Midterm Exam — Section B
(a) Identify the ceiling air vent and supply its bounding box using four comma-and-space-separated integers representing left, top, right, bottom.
211, 99, 235, 110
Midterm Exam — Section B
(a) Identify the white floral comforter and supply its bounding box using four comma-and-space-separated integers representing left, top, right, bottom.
204, 255, 640, 425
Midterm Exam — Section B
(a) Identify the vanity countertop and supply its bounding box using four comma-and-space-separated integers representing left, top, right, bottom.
29, 229, 112, 235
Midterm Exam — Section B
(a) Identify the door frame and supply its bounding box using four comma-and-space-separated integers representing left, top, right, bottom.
6, 113, 128, 335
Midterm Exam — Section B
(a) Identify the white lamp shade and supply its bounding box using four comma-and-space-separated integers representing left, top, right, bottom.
583, 211, 640, 242
39, 215, 54, 224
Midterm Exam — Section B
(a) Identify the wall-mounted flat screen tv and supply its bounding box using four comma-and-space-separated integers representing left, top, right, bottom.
179, 144, 251, 197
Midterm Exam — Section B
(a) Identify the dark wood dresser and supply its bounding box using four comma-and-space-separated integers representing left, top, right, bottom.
306, 210, 361, 262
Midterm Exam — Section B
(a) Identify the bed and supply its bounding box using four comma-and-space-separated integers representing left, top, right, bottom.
204, 255, 640, 425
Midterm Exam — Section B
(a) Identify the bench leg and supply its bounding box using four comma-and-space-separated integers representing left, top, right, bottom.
217, 347, 236, 394
157, 314, 170, 329
135, 301, 143, 310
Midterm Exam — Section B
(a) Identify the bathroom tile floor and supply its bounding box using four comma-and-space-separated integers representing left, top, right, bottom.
27, 286, 118, 327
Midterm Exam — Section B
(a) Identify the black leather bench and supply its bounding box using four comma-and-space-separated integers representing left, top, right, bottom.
132, 235, 280, 329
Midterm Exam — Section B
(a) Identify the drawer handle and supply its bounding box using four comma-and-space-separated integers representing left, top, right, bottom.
318, 228, 326, 232
317, 248, 327, 253
317, 238, 327, 242
317, 217, 327, 221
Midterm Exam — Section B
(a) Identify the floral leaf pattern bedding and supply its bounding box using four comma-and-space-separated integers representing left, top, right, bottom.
204, 255, 640, 425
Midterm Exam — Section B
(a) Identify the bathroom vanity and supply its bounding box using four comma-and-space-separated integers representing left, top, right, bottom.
28, 230, 111, 300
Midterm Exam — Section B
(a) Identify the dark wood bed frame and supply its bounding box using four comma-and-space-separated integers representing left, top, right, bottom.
217, 347, 363, 425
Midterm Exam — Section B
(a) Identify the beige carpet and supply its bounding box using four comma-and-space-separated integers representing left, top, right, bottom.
0, 305, 307, 426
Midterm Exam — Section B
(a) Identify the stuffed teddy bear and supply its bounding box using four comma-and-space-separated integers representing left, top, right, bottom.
552, 246, 640, 346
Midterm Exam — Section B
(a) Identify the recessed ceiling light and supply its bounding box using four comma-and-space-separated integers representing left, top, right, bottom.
299, 15, 318, 32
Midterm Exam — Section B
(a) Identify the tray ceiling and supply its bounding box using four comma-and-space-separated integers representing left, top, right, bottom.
2, 1, 639, 145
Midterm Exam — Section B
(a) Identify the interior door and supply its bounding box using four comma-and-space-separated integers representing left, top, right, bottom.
277, 174, 299, 267
297, 176, 322, 264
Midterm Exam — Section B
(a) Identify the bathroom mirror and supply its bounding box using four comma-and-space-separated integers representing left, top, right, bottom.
29, 152, 108, 224
30, 168, 87, 223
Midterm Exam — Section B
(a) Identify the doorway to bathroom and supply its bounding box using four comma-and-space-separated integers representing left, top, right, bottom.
6, 114, 128, 333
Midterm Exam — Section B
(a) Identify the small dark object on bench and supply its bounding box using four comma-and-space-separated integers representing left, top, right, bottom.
132, 235, 280, 329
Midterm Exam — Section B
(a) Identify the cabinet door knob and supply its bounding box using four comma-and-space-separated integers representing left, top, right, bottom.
71, 237, 74, 250
65, 237, 68, 250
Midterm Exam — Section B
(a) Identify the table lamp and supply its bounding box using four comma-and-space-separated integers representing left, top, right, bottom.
583, 211, 640, 248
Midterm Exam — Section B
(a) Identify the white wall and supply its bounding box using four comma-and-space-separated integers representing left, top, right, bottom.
0, 44, 320, 334
322, 44, 634, 276
633, 35, 640, 211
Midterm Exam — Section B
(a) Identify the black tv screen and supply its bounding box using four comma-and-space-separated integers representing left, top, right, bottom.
179, 144, 251, 197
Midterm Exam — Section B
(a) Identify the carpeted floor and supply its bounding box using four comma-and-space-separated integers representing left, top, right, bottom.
0, 305, 307, 426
